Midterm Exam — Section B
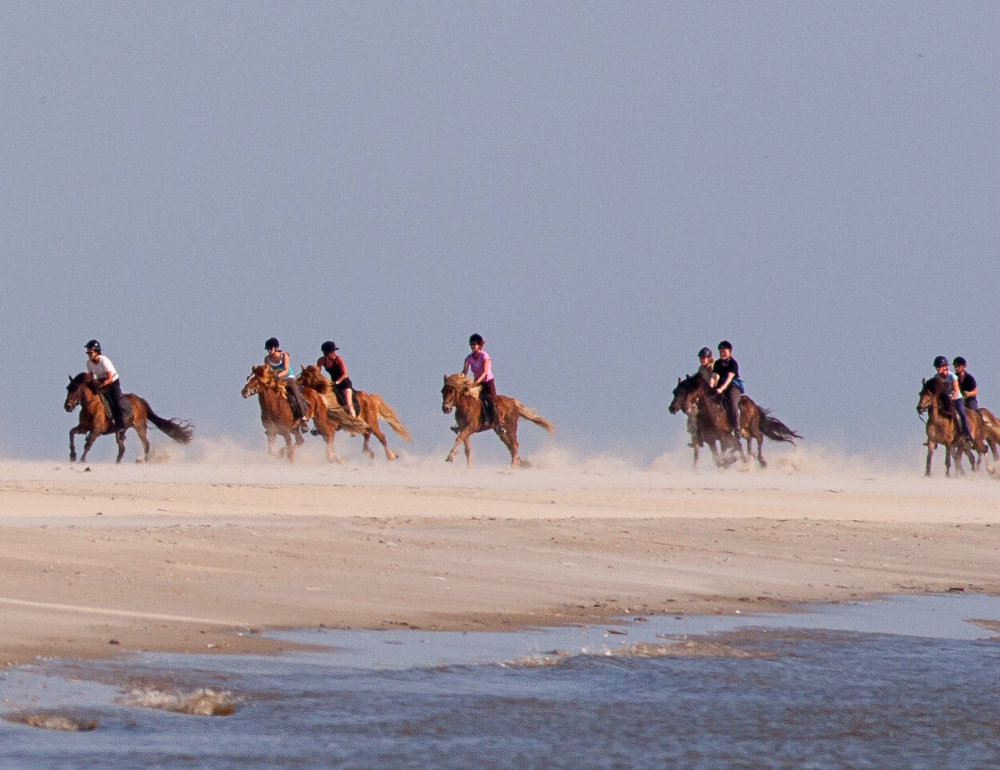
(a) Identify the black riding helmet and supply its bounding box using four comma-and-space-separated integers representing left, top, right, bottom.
953, 356, 967, 367
321, 341, 338, 355
265, 337, 280, 351
698, 347, 712, 359
933, 356, 948, 368
84, 339, 101, 354
718, 340, 733, 351
469, 333, 484, 345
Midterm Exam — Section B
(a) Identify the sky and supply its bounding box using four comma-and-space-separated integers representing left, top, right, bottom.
2, 2, 999, 462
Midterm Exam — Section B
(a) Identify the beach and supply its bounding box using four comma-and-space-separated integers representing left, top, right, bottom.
0, 453, 997, 666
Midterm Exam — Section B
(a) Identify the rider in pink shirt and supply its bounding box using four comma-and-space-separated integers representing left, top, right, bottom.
461, 334, 502, 432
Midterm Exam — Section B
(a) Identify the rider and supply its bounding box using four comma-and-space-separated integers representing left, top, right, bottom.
462, 334, 503, 433
317, 341, 357, 419
696, 347, 714, 386
84, 340, 128, 435
711, 340, 741, 437
934, 355, 972, 441
953, 357, 979, 410
265, 337, 310, 431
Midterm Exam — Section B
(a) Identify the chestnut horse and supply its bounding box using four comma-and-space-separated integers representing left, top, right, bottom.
669, 374, 799, 468
441, 373, 554, 467
297, 365, 411, 461
64, 372, 194, 463
242, 365, 332, 463
917, 377, 990, 476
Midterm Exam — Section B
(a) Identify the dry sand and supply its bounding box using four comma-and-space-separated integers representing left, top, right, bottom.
0, 448, 998, 664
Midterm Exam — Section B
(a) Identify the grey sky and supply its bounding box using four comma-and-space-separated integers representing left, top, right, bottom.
3, 2, 998, 461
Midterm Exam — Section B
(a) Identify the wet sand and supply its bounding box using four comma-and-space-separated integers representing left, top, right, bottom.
0, 457, 998, 664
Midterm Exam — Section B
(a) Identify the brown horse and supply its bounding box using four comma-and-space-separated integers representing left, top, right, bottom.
297, 365, 411, 461
242, 365, 330, 462
669, 374, 800, 468
441, 373, 554, 467
64, 372, 194, 463
917, 377, 990, 476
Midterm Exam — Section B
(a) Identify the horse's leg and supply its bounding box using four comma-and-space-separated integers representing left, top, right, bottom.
369, 420, 394, 461
925, 441, 935, 477
754, 432, 766, 468
115, 429, 126, 463
361, 431, 376, 461
135, 421, 151, 462
80, 431, 99, 463
283, 432, 295, 463
324, 431, 343, 464
69, 426, 83, 462
498, 418, 521, 467
446, 427, 473, 463
463, 435, 472, 468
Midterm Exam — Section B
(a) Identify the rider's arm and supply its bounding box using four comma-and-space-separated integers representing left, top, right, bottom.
951, 377, 962, 400
277, 352, 291, 379
717, 373, 734, 393
475, 355, 492, 385
335, 357, 348, 385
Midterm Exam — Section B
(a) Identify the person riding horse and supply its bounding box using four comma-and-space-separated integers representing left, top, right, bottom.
461, 334, 504, 434
264, 337, 310, 432
934, 355, 973, 443
84, 340, 128, 435
953, 356, 979, 410
711, 340, 743, 438
317, 340, 357, 419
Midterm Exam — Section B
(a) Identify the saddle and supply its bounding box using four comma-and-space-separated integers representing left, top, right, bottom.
99, 391, 133, 427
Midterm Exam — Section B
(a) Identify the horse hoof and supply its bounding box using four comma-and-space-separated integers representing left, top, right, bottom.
445, 455, 454, 463
387, 451, 397, 461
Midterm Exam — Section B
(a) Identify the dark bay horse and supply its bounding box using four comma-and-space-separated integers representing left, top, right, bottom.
669, 374, 800, 468
917, 377, 989, 476
64, 372, 194, 463
441, 373, 554, 467
297, 365, 411, 461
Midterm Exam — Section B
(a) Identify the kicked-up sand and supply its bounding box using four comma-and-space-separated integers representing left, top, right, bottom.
0, 445, 998, 665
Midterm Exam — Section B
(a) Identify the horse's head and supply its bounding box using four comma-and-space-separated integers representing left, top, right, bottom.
668, 374, 701, 415
64, 372, 92, 412
441, 373, 474, 414
917, 376, 941, 415
241, 365, 270, 399
297, 365, 326, 392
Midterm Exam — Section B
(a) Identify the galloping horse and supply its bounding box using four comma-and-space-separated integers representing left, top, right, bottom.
917, 377, 990, 476
441, 373, 553, 467
297, 365, 411, 461
669, 374, 799, 468
64, 372, 194, 463
242, 365, 329, 463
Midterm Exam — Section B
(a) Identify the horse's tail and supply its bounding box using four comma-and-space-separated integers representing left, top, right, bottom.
758, 407, 800, 444
140, 399, 195, 444
514, 402, 555, 436
374, 396, 412, 443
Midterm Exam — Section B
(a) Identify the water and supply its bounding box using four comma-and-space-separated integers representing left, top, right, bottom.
2, 595, 1000, 769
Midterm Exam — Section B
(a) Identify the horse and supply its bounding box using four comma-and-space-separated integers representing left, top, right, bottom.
64, 372, 194, 463
669, 374, 800, 468
441, 373, 554, 467
242, 364, 330, 463
917, 377, 990, 476
297, 365, 411, 461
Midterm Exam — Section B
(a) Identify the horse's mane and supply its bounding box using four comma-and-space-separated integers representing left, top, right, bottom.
249, 364, 286, 392
68, 372, 98, 392
298, 365, 333, 393
444, 373, 481, 397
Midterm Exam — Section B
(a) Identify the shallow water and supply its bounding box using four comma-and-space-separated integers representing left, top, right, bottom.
2, 595, 1000, 769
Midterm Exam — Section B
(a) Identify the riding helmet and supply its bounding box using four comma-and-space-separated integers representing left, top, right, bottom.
469, 333, 484, 345
265, 337, 280, 351
718, 340, 733, 351
84, 339, 101, 353
321, 341, 338, 354
697, 347, 712, 359
933, 355, 948, 368
953, 356, 967, 367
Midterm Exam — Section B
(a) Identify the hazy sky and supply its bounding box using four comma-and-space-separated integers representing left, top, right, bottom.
3, 2, 999, 462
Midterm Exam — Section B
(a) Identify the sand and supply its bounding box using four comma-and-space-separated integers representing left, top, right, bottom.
0, 449, 998, 664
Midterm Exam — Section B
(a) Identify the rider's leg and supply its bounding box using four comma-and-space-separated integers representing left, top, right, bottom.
342, 387, 356, 419
727, 387, 741, 437
954, 398, 972, 438
106, 380, 127, 432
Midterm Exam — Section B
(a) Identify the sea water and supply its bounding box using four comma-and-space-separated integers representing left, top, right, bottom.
2, 594, 1000, 769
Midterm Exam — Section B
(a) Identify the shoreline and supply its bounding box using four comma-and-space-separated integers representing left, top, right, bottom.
0, 461, 998, 665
